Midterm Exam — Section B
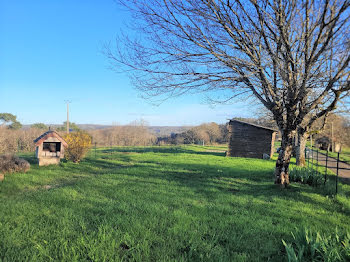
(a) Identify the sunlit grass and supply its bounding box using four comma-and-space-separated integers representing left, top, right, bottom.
0, 145, 349, 261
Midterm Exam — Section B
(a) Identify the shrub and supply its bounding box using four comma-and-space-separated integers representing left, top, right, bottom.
282, 228, 350, 262
289, 167, 324, 187
0, 154, 30, 174
64, 131, 92, 163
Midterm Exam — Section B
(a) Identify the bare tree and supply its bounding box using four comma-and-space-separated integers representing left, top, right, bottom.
192, 122, 222, 144
314, 113, 349, 145
88, 121, 156, 147
295, 109, 349, 166
107, 0, 350, 187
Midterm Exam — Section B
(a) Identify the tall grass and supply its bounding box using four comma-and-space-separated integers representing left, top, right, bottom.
289, 167, 324, 187
282, 228, 350, 262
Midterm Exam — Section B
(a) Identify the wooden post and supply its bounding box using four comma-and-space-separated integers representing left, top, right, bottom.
311, 136, 314, 172
331, 122, 334, 152
324, 150, 328, 185
336, 152, 340, 195
316, 149, 319, 174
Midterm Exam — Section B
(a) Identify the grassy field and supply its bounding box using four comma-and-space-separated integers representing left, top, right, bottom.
0, 145, 349, 261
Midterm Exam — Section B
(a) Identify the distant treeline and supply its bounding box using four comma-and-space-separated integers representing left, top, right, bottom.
0, 127, 45, 153
89, 123, 156, 147
158, 115, 350, 148
1, 113, 349, 154
0, 121, 228, 153
158, 122, 228, 145
156, 117, 278, 145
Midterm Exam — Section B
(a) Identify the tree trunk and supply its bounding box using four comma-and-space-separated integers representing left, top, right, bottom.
296, 132, 307, 166
274, 133, 293, 188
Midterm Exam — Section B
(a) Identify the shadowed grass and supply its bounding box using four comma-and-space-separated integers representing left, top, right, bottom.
0, 145, 349, 261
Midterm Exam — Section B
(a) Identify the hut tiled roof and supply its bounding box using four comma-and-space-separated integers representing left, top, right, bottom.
229, 119, 278, 132
33, 130, 68, 147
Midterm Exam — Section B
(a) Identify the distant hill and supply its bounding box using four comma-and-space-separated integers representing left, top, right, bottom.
24, 124, 193, 137
147, 126, 193, 137
22, 124, 112, 130
77, 124, 112, 130
76, 125, 193, 136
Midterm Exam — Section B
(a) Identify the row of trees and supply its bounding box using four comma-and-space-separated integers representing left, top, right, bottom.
2, 111, 349, 153
162, 122, 228, 145
312, 114, 350, 149
89, 122, 157, 147
0, 114, 45, 153
0, 113, 158, 153
0, 127, 44, 154
0, 125, 157, 154
167, 116, 350, 150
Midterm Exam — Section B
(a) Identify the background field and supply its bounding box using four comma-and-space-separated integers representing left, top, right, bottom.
0, 145, 349, 261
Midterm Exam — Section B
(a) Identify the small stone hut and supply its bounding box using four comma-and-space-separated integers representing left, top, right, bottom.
226, 119, 277, 159
34, 130, 68, 166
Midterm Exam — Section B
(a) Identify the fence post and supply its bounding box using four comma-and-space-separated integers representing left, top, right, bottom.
324, 150, 328, 185
316, 149, 319, 174
311, 146, 314, 175
311, 146, 314, 169
336, 152, 340, 195
307, 147, 310, 168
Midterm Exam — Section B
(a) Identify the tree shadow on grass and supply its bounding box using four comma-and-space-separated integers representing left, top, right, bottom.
100, 147, 226, 157
67, 158, 345, 246
23, 150, 348, 231
74, 156, 332, 204
8, 151, 349, 262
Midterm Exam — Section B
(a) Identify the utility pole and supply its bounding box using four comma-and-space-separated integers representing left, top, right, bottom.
65, 100, 71, 134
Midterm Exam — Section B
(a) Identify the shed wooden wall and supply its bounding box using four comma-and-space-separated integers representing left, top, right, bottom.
227, 121, 276, 159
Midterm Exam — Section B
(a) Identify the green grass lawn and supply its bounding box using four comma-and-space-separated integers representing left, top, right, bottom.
0, 145, 349, 261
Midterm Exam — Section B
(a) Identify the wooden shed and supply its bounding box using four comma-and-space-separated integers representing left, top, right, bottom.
34, 130, 68, 166
226, 119, 277, 159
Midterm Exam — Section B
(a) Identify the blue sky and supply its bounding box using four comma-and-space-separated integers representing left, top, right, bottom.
0, 0, 256, 126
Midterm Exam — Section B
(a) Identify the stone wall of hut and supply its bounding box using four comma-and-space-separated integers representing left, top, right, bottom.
226, 120, 276, 159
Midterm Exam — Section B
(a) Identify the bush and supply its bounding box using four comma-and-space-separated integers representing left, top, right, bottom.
282, 228, 350, 262
0, 154, 30, 174
289, 167, 324, 187
64, 131, 92, 163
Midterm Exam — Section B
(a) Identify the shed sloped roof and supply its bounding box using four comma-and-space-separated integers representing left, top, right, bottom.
229, 119, 278, 132
34, 131, 68, 147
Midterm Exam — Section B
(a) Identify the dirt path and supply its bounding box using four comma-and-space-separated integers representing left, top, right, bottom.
310, 150, 350, 183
